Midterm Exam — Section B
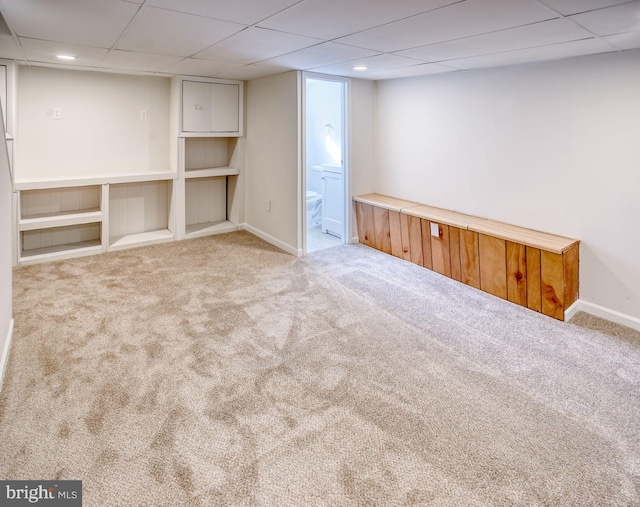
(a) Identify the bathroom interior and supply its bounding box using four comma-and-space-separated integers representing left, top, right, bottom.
305, 77, 345, 253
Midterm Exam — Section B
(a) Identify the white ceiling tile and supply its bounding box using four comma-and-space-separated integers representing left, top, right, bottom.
444, 37, 614, 69
396, 18, 594, 62
100, 49, 182, 72
338, 0, 560, 52
257, 0, 460, 40
214, 64, 290, 80
309, 54, 425, 77
0, 0, 139, 48
146, 0, 301, 25
538, 0, 632, 16
262, 42, 379, 69
193, 27, 321, 64
27, 61, 100, 72
367, 63, 458, 80
159, 58, 234, 77
569, 1, 640, 36
116, 7, 245, 57
19, 37, 108, 66
0, 35, 23, 60
604, 30, 640, 49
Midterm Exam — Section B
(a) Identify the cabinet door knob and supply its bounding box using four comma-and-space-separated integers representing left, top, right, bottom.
195, 104, 203, 110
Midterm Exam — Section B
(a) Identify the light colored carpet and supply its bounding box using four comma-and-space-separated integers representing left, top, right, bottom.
1, 231, 638, 506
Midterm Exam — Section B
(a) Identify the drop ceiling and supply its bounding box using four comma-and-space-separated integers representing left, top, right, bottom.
0, 0, 638, 81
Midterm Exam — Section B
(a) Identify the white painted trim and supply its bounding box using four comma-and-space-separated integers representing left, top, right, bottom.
351, 235, 360, 244
565, 299, 640, 332
243, 224, 301, 257
563, 300, 581, 322
0, 318, 15, 392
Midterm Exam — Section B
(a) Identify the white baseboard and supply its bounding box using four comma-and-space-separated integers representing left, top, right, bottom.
242, 224, 302, 257
565, 299, 640, 332
351, 235, 360, 244
0, 318, 15, 393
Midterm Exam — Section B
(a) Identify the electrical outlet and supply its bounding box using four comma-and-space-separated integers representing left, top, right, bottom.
139, 109, 148, 120
430, 222, 440, 237
266, 200, 271, 212
52, 107, 62, 120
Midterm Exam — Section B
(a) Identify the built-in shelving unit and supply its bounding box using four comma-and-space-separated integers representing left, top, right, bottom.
14, 172, 177, 264
179, 132, 242, 239
18, 185, 104, 264
9, 71, 244, 265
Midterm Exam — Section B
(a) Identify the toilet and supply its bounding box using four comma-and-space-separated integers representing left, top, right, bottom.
306, 191, 322, 228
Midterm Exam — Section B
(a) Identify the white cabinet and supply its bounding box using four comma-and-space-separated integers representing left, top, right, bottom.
322, 165, 344, 238
179, 78, 243, 136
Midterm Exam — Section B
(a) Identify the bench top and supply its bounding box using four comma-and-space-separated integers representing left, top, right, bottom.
353, 193, 418, 212
353, 193, 579, 254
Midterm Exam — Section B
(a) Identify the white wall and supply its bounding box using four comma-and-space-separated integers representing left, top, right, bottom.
245, 71, 300, 254
17, 67, 170, 179
0, 109, 13, 389
349, 78, 376, 241
376, 49, 640, 323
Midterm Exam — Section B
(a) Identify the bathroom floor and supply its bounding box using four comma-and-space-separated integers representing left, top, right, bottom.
306, 226, 342, 253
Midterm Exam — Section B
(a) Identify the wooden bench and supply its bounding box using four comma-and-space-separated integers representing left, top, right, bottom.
353, 193, 579, 321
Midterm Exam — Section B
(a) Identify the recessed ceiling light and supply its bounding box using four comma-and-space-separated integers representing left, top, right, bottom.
353, 65, 368, 71
56, 54, 77, 60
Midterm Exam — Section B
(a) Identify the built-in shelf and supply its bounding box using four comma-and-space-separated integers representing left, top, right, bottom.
20, 240, 102, 265
109, 229, 174, 251
108, 180, 175, 251
19, 208, 102, 231
14, 171, 176, 191
185, 167, 239, 179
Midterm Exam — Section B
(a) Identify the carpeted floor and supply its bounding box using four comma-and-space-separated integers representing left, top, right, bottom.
1, 231, 639, 506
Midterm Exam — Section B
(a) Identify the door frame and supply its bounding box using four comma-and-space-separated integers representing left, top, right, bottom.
301, 72, 350, 255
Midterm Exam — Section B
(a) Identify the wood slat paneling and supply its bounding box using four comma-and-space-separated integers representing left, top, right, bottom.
389, 210, 403, 258
362, 203, 376, 248
541, 250, 564, 320
450, 226, 462, 282
526, 247, 542, 313
420, 219, 433, 270
563, 244, 579, 309
373, 206, 392, 254
400, 212, 412, 261
408, 215, 423, 266
460, 229, 480, 289
507, 241, 527, 307
431, 222, 451, 277
479, 234, 507, 299
355, 202, 366, 244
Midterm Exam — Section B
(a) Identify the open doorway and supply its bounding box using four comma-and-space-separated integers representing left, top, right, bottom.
303, 75, 348, 254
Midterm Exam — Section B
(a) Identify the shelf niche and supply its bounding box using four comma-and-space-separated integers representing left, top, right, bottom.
185, 175, 238, 237
184, 137, 241, 178
19, 185, 103, 264
108, 180, 174, 250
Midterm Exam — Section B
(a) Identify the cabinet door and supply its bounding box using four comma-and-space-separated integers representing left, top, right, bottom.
322, 172, 343, 238
182, 81, 213, 132
182, 81, 240, 134
211, 83, 240, 133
